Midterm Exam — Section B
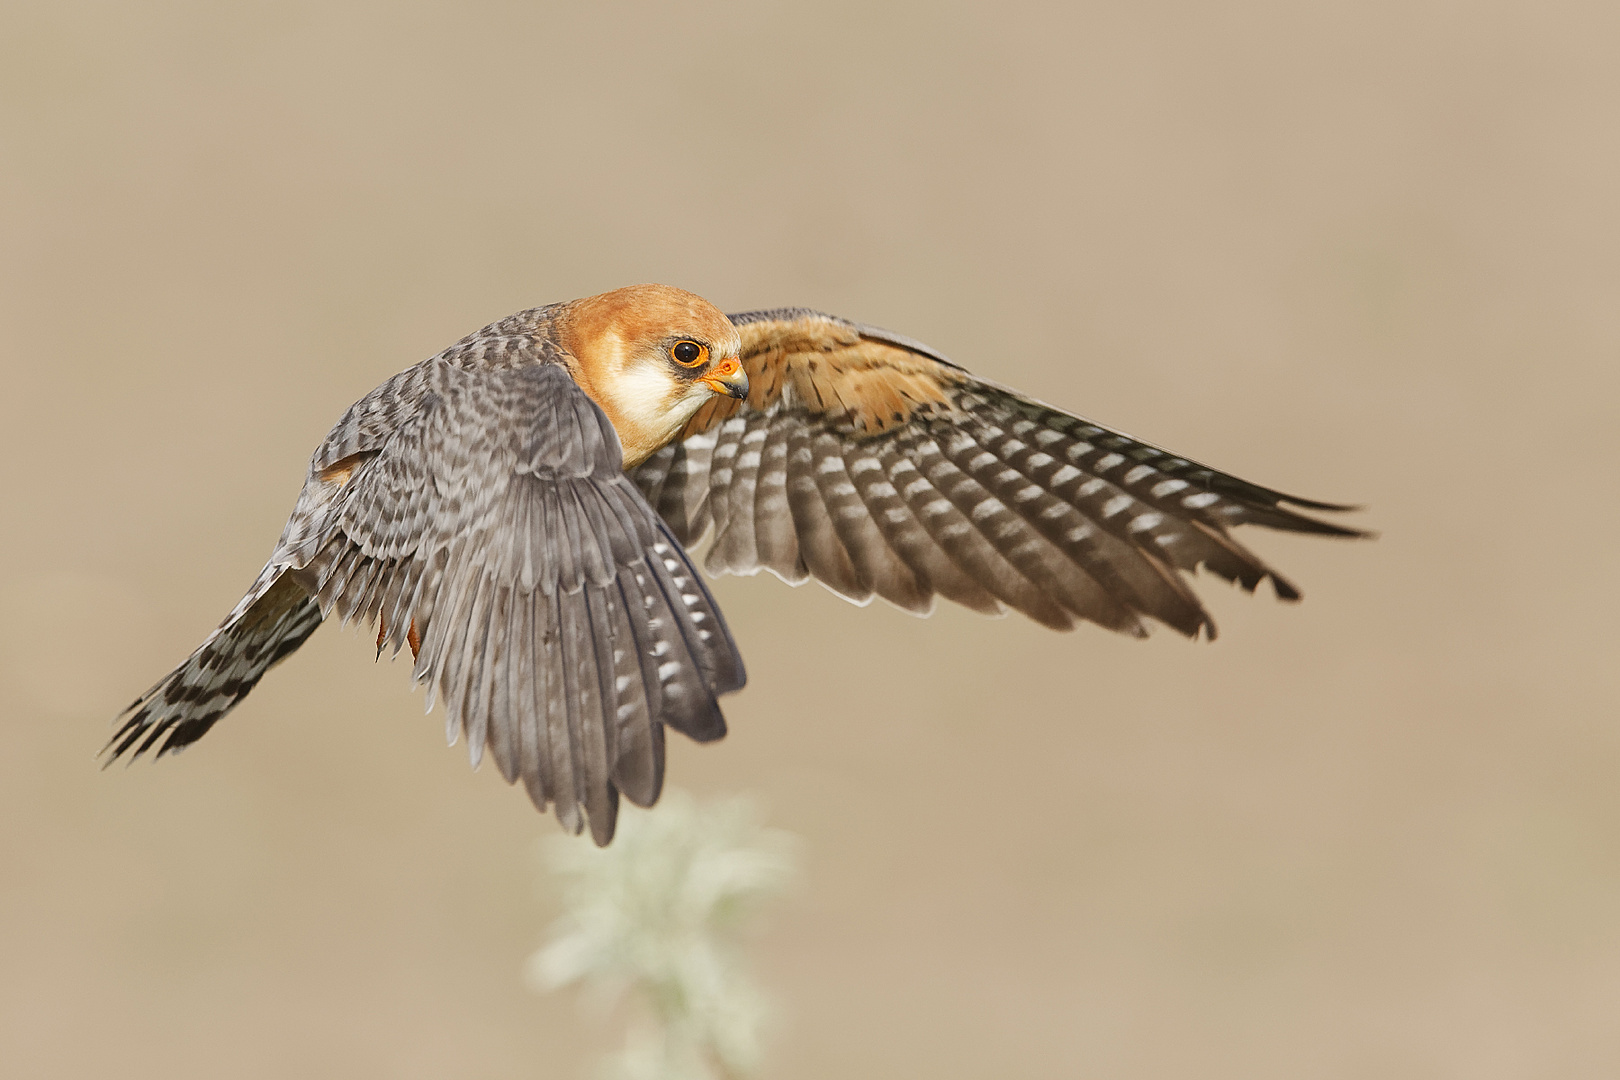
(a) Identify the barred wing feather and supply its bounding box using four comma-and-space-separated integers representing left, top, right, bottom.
632, 309, 1365, 640
313, 363, 744, 843
110, 361, 744, 847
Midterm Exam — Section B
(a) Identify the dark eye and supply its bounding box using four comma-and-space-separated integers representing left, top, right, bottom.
671, 340, 708, 367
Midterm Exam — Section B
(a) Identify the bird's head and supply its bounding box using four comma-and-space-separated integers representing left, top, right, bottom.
557, 283, 748, 467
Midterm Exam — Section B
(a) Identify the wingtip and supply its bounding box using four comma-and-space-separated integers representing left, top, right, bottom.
1263, 509, 1377, 540
1268, 572, 1304, 603
1276, 494, 1367, 514
98, 716, 148, 769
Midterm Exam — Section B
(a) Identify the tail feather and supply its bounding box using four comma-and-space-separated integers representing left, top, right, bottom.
104, 567, 323, 764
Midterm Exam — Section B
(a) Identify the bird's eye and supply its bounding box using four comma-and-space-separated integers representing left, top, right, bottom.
671, 340, 708, 367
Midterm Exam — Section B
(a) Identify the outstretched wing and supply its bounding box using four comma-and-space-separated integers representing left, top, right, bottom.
630, 309, 1365, 638
305, 361, 745, 844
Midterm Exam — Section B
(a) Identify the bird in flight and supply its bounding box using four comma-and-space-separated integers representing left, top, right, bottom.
108, 284, 1366, 843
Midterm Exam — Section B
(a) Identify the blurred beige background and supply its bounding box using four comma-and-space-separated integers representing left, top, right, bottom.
3, 1, 1617, 1076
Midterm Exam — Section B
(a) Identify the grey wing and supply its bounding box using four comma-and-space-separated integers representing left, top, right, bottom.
306, 362, 745, 845
632, 309, 1366, 639
101, 362, 447, 766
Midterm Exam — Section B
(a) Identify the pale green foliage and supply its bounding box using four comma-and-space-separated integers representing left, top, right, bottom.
527, 790, 800, 1080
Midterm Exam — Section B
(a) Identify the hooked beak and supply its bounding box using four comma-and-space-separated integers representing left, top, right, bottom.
699, 355, 749, 400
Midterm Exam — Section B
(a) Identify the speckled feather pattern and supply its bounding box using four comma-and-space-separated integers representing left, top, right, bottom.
109, 302, 745, 845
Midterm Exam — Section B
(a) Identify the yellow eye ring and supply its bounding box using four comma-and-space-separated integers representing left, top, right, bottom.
671, 340, 709, 367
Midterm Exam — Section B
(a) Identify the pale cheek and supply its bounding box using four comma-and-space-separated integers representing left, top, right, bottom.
608, 365, 682, 430
603, 365, 710, 452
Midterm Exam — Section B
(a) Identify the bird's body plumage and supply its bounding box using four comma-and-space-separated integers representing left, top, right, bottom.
110, 285, 1364, 844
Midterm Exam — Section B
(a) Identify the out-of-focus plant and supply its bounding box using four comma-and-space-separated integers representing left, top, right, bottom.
526, 790, 800, 1080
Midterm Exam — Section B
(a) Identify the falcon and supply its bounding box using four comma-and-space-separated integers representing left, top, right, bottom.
108, 284, 1366, 844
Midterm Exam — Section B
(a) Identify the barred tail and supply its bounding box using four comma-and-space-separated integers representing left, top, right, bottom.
103, 567, 324, 764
